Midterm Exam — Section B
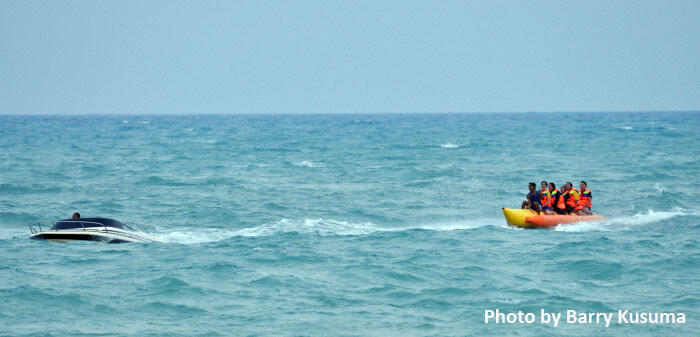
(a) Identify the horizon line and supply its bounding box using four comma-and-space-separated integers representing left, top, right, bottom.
1, 110, 699, 117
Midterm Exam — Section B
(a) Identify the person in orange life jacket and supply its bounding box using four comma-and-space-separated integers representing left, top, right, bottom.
559, 182, 577, 214
568, 182, 580, 213
521, 182, 542, 212
558, 183, 569, 214
546, 182, 561, 215
576, 181, 593, 215
539, 181, 552, 214
553, 183, 568, 214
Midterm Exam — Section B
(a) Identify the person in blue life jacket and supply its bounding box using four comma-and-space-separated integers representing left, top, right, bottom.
521, 182, 542, 212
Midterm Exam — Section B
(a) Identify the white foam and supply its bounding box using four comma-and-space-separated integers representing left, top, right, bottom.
440, 143, 459, 149
554, 209, 690, 232
494, 298, 523, 305
152, 228, 239, 244
150, 219, 383, 244
151, 217, 499, 244
607, 209, 687, 226
653, 183, 667, 193
293, 160, 316, 168
416, 219, 495, 231
553, 220, 614, 232
620, 126, 633, 130
237, 218, 380, 237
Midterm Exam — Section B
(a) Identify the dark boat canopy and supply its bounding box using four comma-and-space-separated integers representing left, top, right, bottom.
51, 218, 134, 231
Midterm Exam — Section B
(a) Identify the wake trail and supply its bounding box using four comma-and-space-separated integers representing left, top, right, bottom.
554, 208, 693, 232
150, 217, 500, 244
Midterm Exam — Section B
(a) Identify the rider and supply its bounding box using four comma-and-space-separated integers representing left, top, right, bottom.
576, 181, 593, 215
554, 183, 568, 214
567, 181, 580, 205
539, 181, 552, 214
563, 183, 577, 214
547, 182, 561, 215
521, 182, 542, 212
555, 183, 576, 214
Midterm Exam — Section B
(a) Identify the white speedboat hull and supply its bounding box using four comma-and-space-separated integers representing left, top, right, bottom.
30, 226, 162, 243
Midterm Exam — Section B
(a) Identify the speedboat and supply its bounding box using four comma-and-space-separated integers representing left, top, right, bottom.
29, 217, 162, 243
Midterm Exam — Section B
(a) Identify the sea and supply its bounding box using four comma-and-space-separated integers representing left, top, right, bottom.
0, 112, 698, 336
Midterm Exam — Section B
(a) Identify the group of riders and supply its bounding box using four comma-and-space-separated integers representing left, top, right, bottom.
522, 181, 593, 215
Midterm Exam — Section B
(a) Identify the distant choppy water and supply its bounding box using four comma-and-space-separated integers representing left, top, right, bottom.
1, 112, 698, 336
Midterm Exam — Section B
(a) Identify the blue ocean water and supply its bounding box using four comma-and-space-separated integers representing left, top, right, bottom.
0, 112, 698, 336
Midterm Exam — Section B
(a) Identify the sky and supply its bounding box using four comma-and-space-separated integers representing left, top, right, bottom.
1, 1, 698, 115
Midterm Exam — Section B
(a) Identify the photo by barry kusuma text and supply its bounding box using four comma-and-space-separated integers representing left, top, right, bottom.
484, 309, 686, 328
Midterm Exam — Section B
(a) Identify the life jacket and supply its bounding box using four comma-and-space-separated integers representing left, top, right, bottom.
558, 190, 576, 209
557, 190, 566, 209
565, 190, 577, 208
549, 189, 560, 208
578, 188, 592, 208
540, 189, 550, 207
557, 191, 571, 209
570, 189, 580, 203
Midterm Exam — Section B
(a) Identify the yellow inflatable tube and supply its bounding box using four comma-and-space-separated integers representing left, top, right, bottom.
502, 208, 538, 228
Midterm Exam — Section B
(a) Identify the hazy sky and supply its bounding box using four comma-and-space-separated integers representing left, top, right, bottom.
1, 1, 698, 114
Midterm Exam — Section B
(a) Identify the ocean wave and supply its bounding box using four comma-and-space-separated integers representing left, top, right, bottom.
556, 259, 625, 280
2, 285, 89, 307
0, 227, 32, 240
138, 301, 208, 315
144, 276, 208, 296
0, 183, 62, 195
0, 212, 41, 239
139, 175, 192, 186
0, 211, 40, 225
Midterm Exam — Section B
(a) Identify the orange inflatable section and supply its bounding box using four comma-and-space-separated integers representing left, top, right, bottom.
525, 214, 606, 227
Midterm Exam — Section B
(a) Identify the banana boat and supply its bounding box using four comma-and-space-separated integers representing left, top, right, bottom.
502, 208, 605, 228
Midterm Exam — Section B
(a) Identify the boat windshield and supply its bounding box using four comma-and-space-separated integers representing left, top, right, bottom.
50, 218, 134, 231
